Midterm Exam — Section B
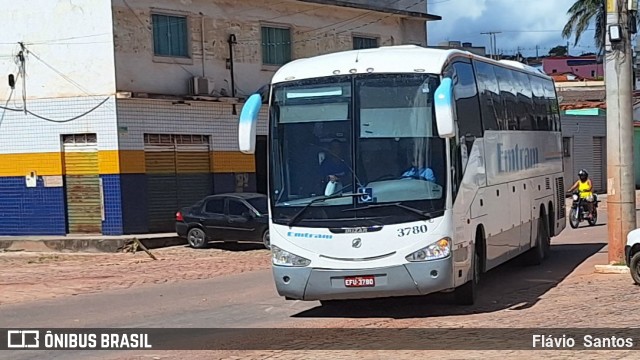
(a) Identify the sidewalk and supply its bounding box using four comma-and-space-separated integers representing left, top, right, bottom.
0, 232, 185, 253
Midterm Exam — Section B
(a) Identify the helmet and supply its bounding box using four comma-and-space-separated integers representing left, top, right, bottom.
578, 169, 588, 179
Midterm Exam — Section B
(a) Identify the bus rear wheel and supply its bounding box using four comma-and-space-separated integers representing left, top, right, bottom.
454, 246, 480, 305
524, 212, 549, 266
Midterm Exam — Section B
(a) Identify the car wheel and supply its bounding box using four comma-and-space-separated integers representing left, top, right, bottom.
631, 252, 640, 285
187, 228, 207, 249
262, 229, 270, 249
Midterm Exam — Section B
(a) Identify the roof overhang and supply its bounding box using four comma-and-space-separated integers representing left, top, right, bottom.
297, 0, 441, 20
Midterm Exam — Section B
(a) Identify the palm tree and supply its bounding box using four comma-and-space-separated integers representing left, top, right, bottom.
561, 0, 606, 53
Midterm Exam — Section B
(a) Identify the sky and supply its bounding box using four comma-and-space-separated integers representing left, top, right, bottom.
426, 0, 601, 57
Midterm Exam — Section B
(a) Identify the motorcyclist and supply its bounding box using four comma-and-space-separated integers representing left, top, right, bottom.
568, 169, 594, 218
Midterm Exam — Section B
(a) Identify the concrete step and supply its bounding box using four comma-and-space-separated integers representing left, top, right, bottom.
0, 233, 185, 253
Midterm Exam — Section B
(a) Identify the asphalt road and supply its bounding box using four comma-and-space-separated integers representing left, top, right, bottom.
2, 209, 635, 359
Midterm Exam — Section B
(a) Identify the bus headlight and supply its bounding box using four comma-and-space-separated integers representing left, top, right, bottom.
405, 238, 451, 262
272, 245, 311, 267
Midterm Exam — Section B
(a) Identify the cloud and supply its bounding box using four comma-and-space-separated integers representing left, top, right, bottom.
427, 0, 599, 56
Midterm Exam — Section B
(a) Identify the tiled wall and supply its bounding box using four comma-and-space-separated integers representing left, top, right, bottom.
0, 177, 66, 235
0, 96, 121, 236
116, 99, 266, 234
101, 174, 124, 235
0, 96, 267, 235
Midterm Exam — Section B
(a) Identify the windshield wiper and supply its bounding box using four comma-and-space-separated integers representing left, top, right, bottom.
341, 202, 432, 220
287, 192, 367, 227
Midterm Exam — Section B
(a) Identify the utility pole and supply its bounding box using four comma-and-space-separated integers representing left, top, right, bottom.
605, 0, 637, 264
481, 31, 501, 60
536, 45, 540, 60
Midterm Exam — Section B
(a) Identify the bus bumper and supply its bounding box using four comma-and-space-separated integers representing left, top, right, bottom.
272, 258, 453, 301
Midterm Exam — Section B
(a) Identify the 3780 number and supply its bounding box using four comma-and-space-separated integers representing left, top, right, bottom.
397, 225, 428, 237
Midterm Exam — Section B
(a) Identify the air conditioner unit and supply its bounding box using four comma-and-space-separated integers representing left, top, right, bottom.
189, 76, 212, 95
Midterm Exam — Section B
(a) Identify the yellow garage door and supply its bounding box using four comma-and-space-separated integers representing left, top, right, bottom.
63, 134, 102, 234
145, 134, 212, 232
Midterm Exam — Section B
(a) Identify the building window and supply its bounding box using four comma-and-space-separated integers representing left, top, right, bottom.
152, 14, 189, 58
353, 36, 378, 50
563, 137, 571, 157
261, 26, 291, 66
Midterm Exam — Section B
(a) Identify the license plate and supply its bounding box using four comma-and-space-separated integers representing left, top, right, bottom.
344, 276, 375, 287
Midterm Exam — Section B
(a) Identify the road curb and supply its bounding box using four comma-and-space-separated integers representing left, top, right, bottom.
594, 264, 631, 274
0, 236, 187, 253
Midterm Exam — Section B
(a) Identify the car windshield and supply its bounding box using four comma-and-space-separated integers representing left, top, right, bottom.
247, 197, 268, 214
269, 73, 446, 227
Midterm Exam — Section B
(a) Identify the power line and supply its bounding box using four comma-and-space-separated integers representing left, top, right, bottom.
0, 87, 15, 128
24, 47, 117, 112
0, 96, 110, 123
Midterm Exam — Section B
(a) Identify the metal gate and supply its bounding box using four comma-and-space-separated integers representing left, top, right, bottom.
63, 134, 102, 234
592, 137, 605, 193
144, 134, 212, 232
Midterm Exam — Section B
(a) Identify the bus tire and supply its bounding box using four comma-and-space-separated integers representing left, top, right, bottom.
524, 211, 549, 266
454, 244, 480, 306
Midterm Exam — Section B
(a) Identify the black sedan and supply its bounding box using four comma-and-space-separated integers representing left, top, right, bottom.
176, 193, 270, 249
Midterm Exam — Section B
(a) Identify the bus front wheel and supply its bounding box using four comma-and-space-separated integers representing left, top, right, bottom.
454, 245, 480, 305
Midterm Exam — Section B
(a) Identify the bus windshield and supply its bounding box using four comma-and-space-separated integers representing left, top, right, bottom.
269, 74, 447, 227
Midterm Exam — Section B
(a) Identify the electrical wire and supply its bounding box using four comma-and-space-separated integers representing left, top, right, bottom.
0, 88, 15, 129
0, 97, 110, 123
0, 46, 113, 123
24, 46, 117, 113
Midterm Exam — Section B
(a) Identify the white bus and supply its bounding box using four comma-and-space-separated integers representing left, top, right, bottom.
238, 45, 566, 305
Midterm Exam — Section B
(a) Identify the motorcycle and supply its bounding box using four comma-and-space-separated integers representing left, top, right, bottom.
569, 191, 599, 229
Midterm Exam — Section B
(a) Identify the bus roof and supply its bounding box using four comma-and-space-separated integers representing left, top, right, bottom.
271, 45, 551, 84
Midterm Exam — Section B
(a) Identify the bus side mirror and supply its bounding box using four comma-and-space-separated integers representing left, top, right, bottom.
434, 77, 455, 138
238, 93, 263, 154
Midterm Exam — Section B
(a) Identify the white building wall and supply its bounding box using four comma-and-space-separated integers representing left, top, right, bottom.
0, 0, 116, 101
112, 0, 427, 97
0, 97, 119, 153
116, 99, 267, 152
0, 0, 118, 155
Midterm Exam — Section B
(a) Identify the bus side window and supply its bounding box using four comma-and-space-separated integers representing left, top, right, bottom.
530, 75, 548, 131
451, 61, 483, 157
473, 60, 501, 131
494, 66, 518, 130
514, 71, 534, 130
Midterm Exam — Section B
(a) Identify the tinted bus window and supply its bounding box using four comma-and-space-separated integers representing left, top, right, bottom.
452, 61, 483, 143
473, 61, 500, 131
542, 79, 560, 131
494, 66, 517, 130
513, 71, 534, 130
529, 75, 547, 131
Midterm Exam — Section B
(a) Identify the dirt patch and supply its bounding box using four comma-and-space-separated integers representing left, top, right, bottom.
0, 243, 271, 306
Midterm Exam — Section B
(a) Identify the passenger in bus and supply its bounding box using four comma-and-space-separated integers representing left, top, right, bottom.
319, 140, 351, 186
568, 169, 595, 218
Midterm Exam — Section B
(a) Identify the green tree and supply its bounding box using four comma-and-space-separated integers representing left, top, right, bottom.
548, 45, 568, 56
561, 0, 605, 52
